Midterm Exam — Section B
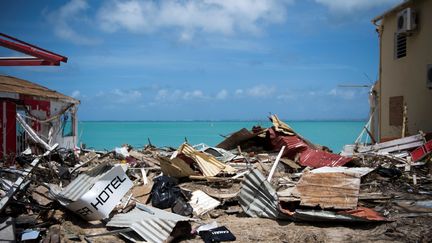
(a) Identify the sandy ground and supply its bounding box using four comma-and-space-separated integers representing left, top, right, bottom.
187, 214, 432, 243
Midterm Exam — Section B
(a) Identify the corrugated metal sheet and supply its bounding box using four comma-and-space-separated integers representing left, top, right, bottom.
238, 169, 282, 219
50, 163, 112, 203
299, 148, 352, 168
193, 143, 238, 162
267, 128, 351, 168
189, 190, 221, 216
0, 75, 79, 104
107, 204, 192, 243
177, 143, 236, 177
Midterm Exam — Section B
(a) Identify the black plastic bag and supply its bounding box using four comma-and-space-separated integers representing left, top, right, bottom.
151, 176, 181, 209
199, 226, 236, 243
172, 197, 193, 216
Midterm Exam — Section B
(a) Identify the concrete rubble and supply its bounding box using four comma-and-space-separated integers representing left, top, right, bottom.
1, 115, 432, 242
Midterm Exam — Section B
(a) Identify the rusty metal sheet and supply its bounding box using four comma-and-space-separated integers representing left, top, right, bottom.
339, 207, 387, 221
176, 143, 236, 177
216, 128, 262, 150
294, 208, 386, 222
294, 172, 360, 210
299, 148, 352, 168
0, 75, 79, 104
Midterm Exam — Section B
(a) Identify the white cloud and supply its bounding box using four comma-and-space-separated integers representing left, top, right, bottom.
97, 0, 293, 38
327, 88, 356, 100
96, 89, 143, 104
46, 0, 100, 45
246, 84, 275, 98
183, 90, 205, 100
315, 0, 402, 13
155, 88, 207, 102
235, 89, 244, 96
215, 89, 228, 99
71, 90, 81, 98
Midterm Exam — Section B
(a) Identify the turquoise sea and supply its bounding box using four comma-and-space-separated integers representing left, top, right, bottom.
78, 121, 365, 153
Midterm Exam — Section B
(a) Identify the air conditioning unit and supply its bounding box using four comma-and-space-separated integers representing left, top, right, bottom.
427, 64, 432, 89
397, 8, 416, 34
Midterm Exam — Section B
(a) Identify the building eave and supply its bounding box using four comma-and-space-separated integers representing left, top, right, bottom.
372, 0, 413, 25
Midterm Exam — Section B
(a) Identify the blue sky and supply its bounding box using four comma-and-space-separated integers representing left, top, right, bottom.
0, 0, 402, 121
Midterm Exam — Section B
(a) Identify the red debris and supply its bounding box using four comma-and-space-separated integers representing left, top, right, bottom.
410, 140, 432, 162
340, 207, 387, 221
267, 127, 351, 168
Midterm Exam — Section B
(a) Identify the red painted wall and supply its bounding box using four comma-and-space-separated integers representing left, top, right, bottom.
0, 100, 16, 159
0, 96, 51, 159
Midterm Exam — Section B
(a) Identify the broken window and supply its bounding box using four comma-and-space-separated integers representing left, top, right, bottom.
394, 33, 407, 59
62, 111, 74, 137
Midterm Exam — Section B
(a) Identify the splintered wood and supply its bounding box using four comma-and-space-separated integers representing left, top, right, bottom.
295, 172, 360, 210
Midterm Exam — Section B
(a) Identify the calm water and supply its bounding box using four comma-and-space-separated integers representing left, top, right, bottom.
78, 121, 365, 153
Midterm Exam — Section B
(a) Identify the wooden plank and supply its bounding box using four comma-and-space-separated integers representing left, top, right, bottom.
357, 133, 424, 153
294, 172, 360, 210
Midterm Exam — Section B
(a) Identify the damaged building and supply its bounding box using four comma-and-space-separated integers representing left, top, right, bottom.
0, 75, 79, 160
370, 0, 432, 142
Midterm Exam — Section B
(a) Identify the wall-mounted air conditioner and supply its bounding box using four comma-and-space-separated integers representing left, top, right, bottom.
427, 64, 432, 89
397, 8, 417, 34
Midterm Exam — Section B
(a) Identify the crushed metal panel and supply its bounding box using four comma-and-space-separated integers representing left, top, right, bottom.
267, 128, 351, 168
294, 168, 368, 210
294, 209, 370, 223
0, 217, 15, 242
188, 190, 221, 216
159, 156, 196, 178
177, 143, 236, 177
51, 163, 113, 202
193, 143, 238, 162
50, 164, 133, 220
299, 148, 352, 168
238, 169, 282, 219
107, 204, 193, 243
339, 207, 387, 221
216, 128, 261, 150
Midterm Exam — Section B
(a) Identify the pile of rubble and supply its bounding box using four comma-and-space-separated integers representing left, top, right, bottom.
1, 115, 432, 242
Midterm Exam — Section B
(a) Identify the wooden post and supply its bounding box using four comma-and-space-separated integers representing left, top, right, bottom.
267, 146, 285, 182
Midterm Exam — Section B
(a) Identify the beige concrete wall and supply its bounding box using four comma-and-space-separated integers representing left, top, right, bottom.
379, 0, 432, 140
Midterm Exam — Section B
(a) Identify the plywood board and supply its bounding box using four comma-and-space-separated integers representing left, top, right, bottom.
295, 172, 360, 210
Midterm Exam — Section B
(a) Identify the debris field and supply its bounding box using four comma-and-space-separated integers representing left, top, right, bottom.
1, 115, 432, 242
